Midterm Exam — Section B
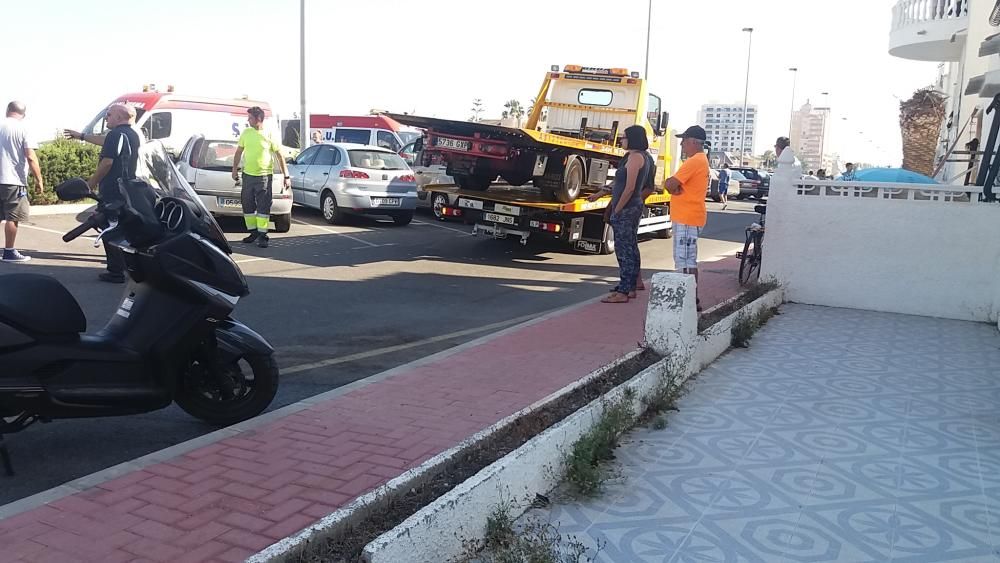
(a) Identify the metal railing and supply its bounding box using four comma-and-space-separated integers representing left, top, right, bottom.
892, 0, 967, 31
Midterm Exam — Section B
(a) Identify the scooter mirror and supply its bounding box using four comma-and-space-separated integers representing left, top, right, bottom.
55, 178, 99, 202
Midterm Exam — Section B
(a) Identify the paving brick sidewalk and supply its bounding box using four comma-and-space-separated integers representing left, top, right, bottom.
0, 259, 741, 563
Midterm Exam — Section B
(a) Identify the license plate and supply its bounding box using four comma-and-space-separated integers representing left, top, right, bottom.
458, 198, 484, 210
575, 240, 600, 253
371, 197, 401, 207
484, 212, 515, 225
218, 197, 242, 209
436, 137, 471, 151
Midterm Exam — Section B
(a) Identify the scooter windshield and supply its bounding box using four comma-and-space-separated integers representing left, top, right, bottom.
136, 141, 233, 254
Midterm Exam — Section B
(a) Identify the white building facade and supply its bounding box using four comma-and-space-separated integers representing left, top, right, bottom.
789, 102, 831, 173
697, 103, 758, 157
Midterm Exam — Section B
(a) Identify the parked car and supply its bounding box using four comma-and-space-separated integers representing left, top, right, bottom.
400, 139, 456, 220
709, 169, 741, 202
731, 166, 769, 199
176, 135, 292, 232
288, 143, 417, 225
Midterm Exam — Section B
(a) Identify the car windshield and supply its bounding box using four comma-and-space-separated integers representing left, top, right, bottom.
195, 140, 239, 171
736, 168, 760, 180
83, 103, 147, 137
397, 131, 421, 145
348, 150, 408, 170
136, 141, 231, 253
729, 171, 747, 181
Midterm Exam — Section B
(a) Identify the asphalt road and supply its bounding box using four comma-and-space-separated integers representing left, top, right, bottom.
0, 200, 757, 504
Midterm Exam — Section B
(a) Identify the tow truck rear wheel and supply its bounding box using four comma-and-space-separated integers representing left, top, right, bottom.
455, 173, 493, 191
601, 223, 615, 255
553, 157, 584, 203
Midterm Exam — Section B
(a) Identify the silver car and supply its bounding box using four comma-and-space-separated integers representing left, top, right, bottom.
176, 135, 293, 232
289, 143, 417, 225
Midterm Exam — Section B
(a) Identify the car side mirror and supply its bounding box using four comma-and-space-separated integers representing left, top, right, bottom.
56, 178, 98, 202
286, 157, 296, 164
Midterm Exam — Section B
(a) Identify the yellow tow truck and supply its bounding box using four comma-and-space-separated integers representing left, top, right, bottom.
389, 64, 675, 253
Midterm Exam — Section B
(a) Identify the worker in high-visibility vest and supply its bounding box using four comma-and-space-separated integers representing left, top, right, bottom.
231, 107, 290, 248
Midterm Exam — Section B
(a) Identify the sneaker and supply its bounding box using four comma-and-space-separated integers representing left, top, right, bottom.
98, 271, 126, 284
1, 249, 30, 262
256, 233, 269, 248
241, 231, 260, 244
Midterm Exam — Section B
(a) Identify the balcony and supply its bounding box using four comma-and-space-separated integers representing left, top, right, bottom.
889, 0, 968, 61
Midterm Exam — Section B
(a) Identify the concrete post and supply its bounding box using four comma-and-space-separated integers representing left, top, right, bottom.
645, 272, 697, 367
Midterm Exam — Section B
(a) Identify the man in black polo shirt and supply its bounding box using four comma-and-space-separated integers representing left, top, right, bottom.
86, 103, 141, 283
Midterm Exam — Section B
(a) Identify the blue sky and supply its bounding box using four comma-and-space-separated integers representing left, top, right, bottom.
7, 0, 935, 164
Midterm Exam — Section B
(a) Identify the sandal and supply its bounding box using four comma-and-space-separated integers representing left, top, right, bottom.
609, 287, 637, 298
601, 292, 630, 303
636, 281, 646, 291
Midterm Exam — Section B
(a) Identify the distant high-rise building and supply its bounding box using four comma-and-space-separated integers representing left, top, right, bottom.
790, 101, 830, 173
697, 103, 758, 158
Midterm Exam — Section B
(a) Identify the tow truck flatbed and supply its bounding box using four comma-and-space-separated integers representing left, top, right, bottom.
424, 183, 672, 254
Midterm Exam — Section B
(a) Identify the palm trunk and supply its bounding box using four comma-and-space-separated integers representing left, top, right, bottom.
899, 88, 946, 176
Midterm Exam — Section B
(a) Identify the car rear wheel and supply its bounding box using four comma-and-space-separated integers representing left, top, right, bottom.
273, 214, 291, 233
601, 223, 615, 255
553, 157, 584, 203
321, 191, 345, 224
392, 211, 414, 226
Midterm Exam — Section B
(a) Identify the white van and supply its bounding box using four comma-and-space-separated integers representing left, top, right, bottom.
308, 115, 406, 153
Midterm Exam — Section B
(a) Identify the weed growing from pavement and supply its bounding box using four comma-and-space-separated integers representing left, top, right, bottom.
563, 387, 636, 496
731, 306, 779, 348
459, 496, 602, 563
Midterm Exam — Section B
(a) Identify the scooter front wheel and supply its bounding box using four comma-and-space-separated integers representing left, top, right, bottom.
175, 354, 279, 426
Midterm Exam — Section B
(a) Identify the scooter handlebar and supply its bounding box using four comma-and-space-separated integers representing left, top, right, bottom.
63, 214, 101, 243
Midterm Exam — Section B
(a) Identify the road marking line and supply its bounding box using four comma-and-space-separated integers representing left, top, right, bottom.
412, 219, 474, 236
293, 220, 380, 247
21, 224, 93, 238
235, 257, 269, 264
282, 311, 543, 375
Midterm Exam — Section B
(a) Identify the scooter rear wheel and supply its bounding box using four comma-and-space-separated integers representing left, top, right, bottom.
175, 354, 279, 426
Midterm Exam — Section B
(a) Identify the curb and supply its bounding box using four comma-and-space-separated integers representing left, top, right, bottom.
26, 203, 95, 217
361, 287, 784, 563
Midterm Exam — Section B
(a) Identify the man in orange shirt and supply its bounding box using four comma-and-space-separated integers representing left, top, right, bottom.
664, 126, 710, 310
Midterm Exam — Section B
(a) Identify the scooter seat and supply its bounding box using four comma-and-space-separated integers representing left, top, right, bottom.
0, 274, 87, 335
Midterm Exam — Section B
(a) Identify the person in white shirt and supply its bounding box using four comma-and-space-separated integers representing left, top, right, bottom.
0, 101, 44, 262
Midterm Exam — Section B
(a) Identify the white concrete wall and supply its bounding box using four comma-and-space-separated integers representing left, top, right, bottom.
762, 149, 1000, 323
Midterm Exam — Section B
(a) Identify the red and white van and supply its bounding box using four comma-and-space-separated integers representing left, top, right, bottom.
308, 115, 410, 153
82, 87, 281, 157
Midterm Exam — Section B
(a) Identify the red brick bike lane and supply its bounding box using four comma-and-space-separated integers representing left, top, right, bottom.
0, 261, 742, 563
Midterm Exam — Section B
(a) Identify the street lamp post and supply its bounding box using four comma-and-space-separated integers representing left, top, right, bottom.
740, 27, 753, 166
300, 0, 308, 150
788, 67, 798, 135
644, 0, 653, 79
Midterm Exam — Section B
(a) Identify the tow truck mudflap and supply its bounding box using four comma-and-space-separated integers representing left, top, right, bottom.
473, 223, 531, 245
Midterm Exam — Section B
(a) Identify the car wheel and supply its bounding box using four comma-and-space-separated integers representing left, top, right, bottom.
321, 191, 344, 225
392, 211, 414, 226
431, 193, 449, 221
553, 157, 584, 203
273, 214, 291, 233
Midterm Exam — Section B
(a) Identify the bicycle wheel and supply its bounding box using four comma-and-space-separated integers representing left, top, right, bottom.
739, 231, 762, 285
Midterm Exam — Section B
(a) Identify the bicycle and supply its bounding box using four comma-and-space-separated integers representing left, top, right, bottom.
737, 204, 767, 285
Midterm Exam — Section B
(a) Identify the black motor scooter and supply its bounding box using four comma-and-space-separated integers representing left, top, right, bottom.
0, 142, 278, 474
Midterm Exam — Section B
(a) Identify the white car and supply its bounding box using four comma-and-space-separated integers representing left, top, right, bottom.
288, 143, 418, 225
176, 135, 292, 232
400, 139, 456, 221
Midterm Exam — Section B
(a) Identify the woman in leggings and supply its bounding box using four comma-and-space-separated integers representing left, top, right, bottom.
589, 125, 653, 303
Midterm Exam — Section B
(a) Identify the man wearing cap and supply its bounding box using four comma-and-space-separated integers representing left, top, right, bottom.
232, 107, 290, 249
664, 125, 710, 311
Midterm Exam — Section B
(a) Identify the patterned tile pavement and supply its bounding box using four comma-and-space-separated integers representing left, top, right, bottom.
529, 305, 1000, 563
